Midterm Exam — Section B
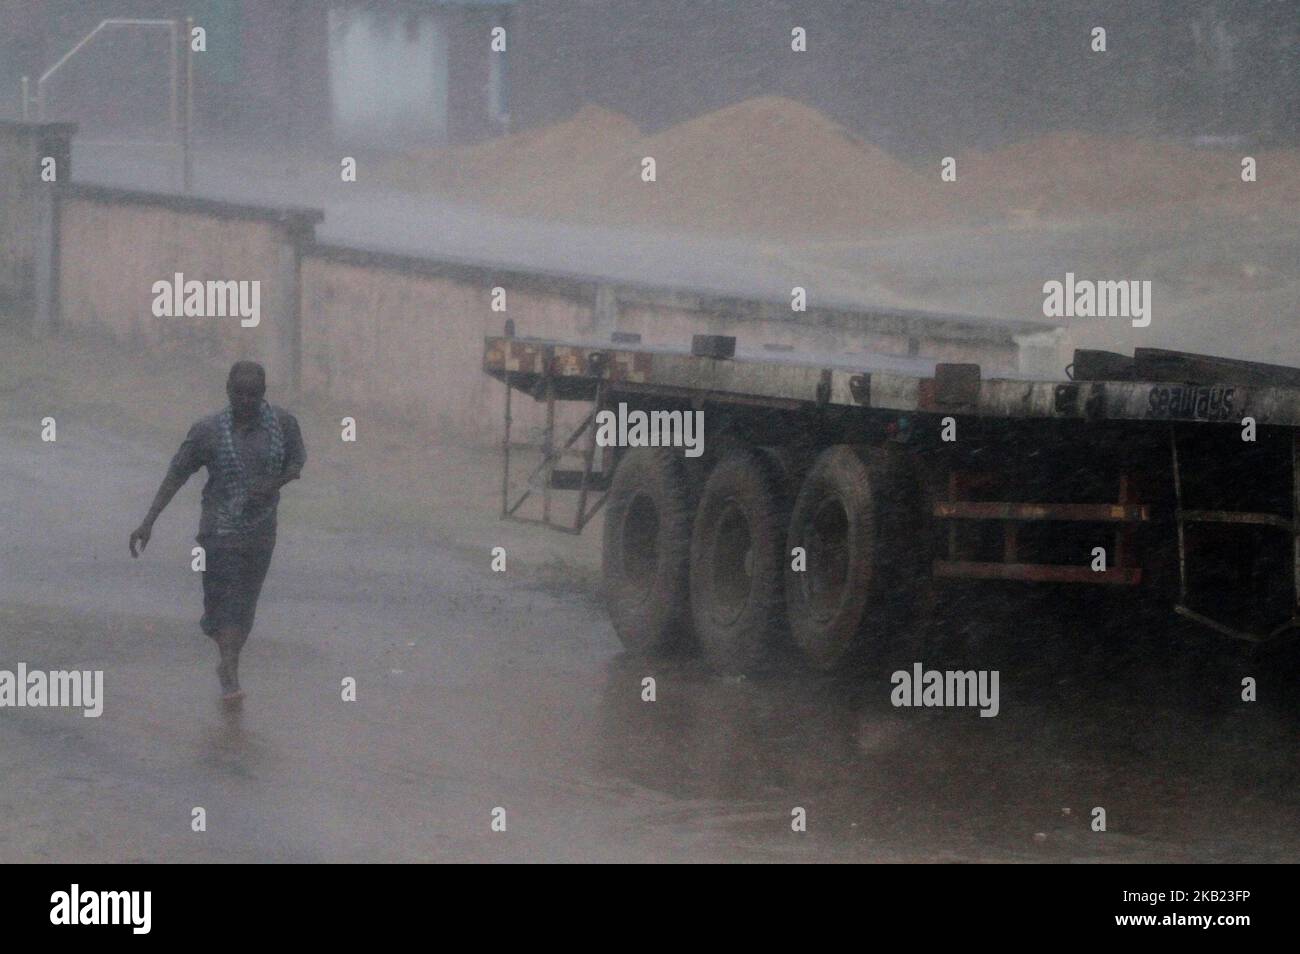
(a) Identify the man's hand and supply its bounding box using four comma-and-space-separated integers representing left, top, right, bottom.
129, 522, 152, 558
244, 475, 280, 509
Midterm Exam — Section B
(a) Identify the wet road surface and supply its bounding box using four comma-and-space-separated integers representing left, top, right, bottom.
2, 344, 1297, 862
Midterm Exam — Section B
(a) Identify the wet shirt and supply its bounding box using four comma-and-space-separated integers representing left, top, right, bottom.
167, 406, 306, 549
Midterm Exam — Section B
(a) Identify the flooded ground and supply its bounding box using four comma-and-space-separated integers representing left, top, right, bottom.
2, 330, 1296, 863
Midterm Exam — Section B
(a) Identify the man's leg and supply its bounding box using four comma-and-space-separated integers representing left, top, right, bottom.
216, 626, 245, 696
203, 547, 239, 695
208, 541, 273, 698
228, 626, 251, 692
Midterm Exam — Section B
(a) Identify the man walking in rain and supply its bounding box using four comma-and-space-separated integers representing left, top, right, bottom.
130, 361, 306, 701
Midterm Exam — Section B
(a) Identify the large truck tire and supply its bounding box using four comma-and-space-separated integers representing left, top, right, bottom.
602, 448, 695, 654
783, 445, 876, 670
689, 448, 790, 674
784, 444, 935, 670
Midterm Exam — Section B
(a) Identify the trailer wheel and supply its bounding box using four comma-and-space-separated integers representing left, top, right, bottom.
602, 448, 695, 654
785, 444, 935, 670
783, 445, 873, 669
689, 448, 790, 673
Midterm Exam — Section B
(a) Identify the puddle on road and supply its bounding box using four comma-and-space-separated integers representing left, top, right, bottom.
589, 626, 1300, 862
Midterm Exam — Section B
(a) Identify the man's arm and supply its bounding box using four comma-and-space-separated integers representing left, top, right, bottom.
279, 412, 306, 483
246, 412, 306, 505
130, 423, 206, 557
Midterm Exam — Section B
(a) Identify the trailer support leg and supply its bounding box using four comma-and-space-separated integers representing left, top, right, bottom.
541, 374, 555, 525
501, 368, 513, 518
1170, 426, 1188, 603
1293, 430, 1300, 616
1170, 424, 1300, 642
574, 381, 605, 531
1114, 473, 1134, 570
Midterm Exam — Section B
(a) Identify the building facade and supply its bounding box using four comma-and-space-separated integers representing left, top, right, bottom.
2, 0, 1294, 154
0, 0, 513, 147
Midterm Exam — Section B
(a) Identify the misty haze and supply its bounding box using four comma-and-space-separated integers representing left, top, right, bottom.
1, 0, 1297, 872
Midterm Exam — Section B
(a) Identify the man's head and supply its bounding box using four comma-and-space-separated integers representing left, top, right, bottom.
227, 361, 266, 422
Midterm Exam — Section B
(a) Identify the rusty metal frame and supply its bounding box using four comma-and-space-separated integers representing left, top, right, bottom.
1169, 425, 1300, 642
500, 350, 609, 535
933, 501, 1149, 522
1172, 605, 1297, 644
932, 470, 1146, 586
1294, 430, 1300, 620
933, 561, 1143, 585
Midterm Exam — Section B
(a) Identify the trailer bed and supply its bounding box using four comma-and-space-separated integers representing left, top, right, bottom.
484, 331, 1300, 647
484, 335, 1300, 429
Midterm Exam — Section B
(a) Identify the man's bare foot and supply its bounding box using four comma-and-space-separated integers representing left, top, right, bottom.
217, 661, 240, 697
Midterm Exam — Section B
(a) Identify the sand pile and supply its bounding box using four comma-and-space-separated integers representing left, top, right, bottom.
1204, 148, 1300, 215
572, 96, 958, 236
386, 102, 1297, 237
473, 104, 643, 202
387, 97, 959, 237
956, 131, 1298, 218
387, 104, 642, 201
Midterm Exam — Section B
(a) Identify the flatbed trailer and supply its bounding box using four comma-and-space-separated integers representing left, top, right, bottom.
484, 330, 1300, 673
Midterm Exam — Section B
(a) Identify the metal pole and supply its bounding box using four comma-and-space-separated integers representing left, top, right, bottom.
541, 376, 555, 525
32, 20, 179, 124
1293, 431, 1299, 615
1170, 426, 1188, 602
169, 20, 179, 187
502, 369, 513, 518
183, 16, 194, 193
574, 382, 604, 531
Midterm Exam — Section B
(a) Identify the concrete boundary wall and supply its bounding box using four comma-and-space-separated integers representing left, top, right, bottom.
0, 120, 76, 334
300, 242, 600, 441
58, 183, 321, 391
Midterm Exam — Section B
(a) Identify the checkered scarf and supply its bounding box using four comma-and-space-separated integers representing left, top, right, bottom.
213, 401, 285, 535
